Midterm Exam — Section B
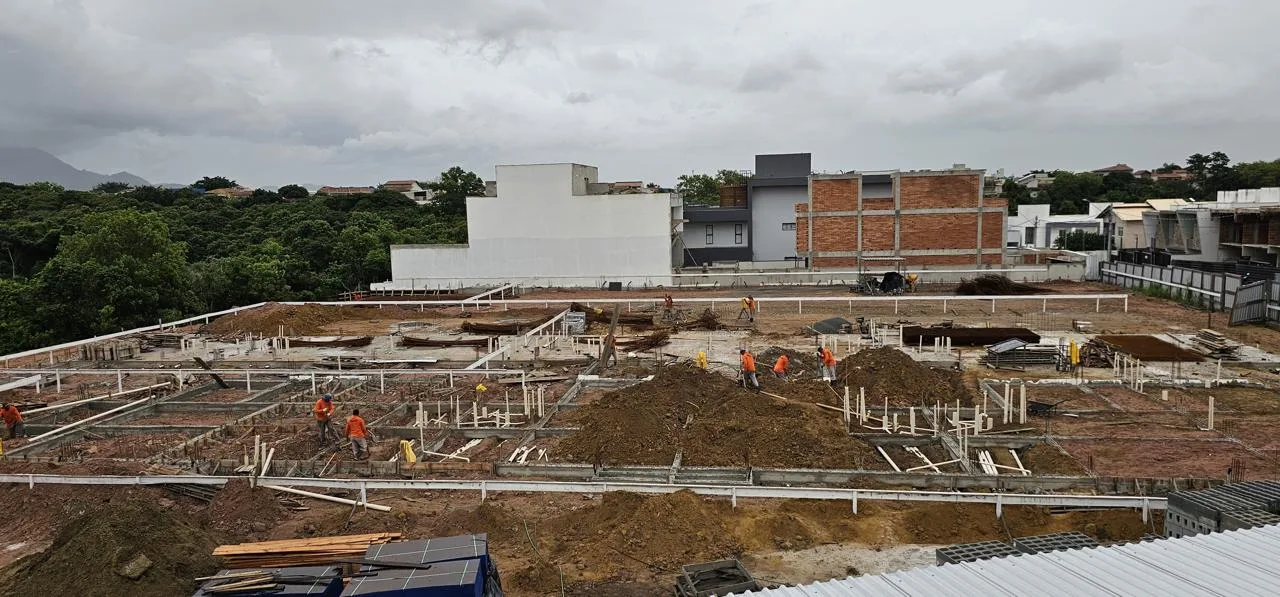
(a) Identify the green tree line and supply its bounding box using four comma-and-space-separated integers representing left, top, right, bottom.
0, 167, 484, 353
1002, 152, 1280, 215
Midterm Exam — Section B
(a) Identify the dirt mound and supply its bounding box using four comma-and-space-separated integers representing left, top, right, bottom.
428, 501, 522, 543
836, 347, 973, 407
955, 275, 1050, 296
204, 479, 286, 541
900, 502, 1150, 544
1022, 444, 1087, 476
206, 303, 359, 336
558, 365, 881, 468
546, 491, 741, 573
2, 500, 218, 597
757, 347, 816, 373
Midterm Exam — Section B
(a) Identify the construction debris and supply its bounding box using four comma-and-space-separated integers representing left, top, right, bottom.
1191, 328, 1240, 360
955, 275, 1050, 296
399, 334, 491, 348
903, 325, 1040, 346
570, 302, 656, 326
461, 314, 555, 335
616, 331, 671, 352
287, 336, 373, 348
212, 533, 403, 569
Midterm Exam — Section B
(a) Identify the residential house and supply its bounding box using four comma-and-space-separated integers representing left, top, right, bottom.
206, 186, 254, 198
382, 180, 432, 204
1014, 172, 1055, 198
1006, 203, 1108, 248
1092, 163, 1135, 175
1097, 198, 1187, 253
678, 153, 810, 266
317, 186, 375, 196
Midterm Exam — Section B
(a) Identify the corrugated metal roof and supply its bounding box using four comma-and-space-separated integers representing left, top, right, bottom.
731, 524, 1280, 596
986, 339, 1031, 354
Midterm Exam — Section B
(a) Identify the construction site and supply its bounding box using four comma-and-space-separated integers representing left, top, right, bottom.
2, 276, 1279, 595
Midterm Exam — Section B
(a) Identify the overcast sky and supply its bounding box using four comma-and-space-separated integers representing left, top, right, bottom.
2, 0, 1278, 187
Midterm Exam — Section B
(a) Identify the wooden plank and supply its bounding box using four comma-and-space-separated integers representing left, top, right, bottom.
192, 357, 231, 389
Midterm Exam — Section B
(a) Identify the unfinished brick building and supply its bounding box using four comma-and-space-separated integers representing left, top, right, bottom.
795, 168, 1007, 268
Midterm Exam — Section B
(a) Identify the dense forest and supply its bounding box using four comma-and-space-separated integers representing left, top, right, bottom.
0, 167, 483, 354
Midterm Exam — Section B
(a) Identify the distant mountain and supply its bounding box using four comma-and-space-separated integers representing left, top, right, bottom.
0, 147, 150, 190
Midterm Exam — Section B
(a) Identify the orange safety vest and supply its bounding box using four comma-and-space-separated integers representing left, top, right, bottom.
345, 416, 367, 439
741, 352, 757, 373
314, 399, 334, 421
821, 347, 837, 367
1, 406, 21, 425
772, 355, 789, 374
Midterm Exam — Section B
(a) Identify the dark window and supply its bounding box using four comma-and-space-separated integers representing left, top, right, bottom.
705, 224, 714, 245
734, 224, 744, 244
782, 222, 796, 231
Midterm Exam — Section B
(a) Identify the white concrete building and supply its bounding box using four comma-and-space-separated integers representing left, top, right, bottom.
374, 163, 681, 288
1005, 203, 1108, 248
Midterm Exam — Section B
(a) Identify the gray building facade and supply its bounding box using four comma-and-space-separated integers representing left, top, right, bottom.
749, 153, 810, 263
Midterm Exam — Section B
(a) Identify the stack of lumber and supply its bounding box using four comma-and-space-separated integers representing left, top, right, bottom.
213, 533, 402, 568
1079, 339, 1116, 368
570, 302, 656, 326
1191, 329, 1240, 360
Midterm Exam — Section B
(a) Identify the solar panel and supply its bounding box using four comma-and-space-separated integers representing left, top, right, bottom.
193, 565, 343, 597
341, 558, 482, 597
364, 534, 489, 566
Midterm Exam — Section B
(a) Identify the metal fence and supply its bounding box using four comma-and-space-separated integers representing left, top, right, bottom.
1100, 262, 1239, 310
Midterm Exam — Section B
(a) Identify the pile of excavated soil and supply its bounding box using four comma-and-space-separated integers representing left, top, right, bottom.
1021, 444, 1086, 476
898, 502, 1150, 544
757, 347, 817, 373
545, 491, 742, 573
558, 365, 882, 468
205, 302, 453, 337
203, 479, 286, 542
836, 347, 973, 407
955, 275, 1051, 296
1, 500, 218, 597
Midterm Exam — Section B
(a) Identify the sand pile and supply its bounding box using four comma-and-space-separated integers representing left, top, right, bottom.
836, 347, 973, 407
558, 365, 881, 468
1, 501, 218, 597
955, 275, 1050, 296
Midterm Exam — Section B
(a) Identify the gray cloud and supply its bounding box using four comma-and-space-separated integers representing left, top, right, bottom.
1, 0, 1278, 187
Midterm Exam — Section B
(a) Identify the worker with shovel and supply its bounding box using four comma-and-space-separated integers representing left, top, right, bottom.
819, 346, 838, 384
1, 403, 24, 440
738, 296, 757, 322
313, 394, 339, 446
772, 354, 790, 378
740, 349, 761, 391
345, 408, 370, 460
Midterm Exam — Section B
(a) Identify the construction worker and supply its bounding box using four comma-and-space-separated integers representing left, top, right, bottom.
740, 349, 760, 391
819, 346, 838, 383
694, 351, 709, 370
906, 272, 919, 292
738, 296, 756, 322
772, 354, 790, 378
345, 408, 370, 460
1, 403, 24, 440
313, 394, 337, 446
663, 294, 674, 311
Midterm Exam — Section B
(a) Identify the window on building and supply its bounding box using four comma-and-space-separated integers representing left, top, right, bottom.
734, 224, 744, 245
705, 224, 714, 245
1024, 228, 1036, 245
782, 222, 796, 231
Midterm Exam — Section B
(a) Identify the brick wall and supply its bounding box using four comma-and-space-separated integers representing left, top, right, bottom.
1269, 217, 1280, 245
795, 172, 1006, 266
900, 173, 981, 209
813, 216, 858, 251
812, 178, 857, 212
862, 215, 895, 250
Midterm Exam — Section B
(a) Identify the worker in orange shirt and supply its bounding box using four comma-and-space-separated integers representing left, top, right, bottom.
738, 296, 757, 322
1, 403, 24, 440
314, 394, 338, 446
772, 354, 790, 379
819, 346, 838, 383
345, 408, 370, 460
740, 349, 760, 391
